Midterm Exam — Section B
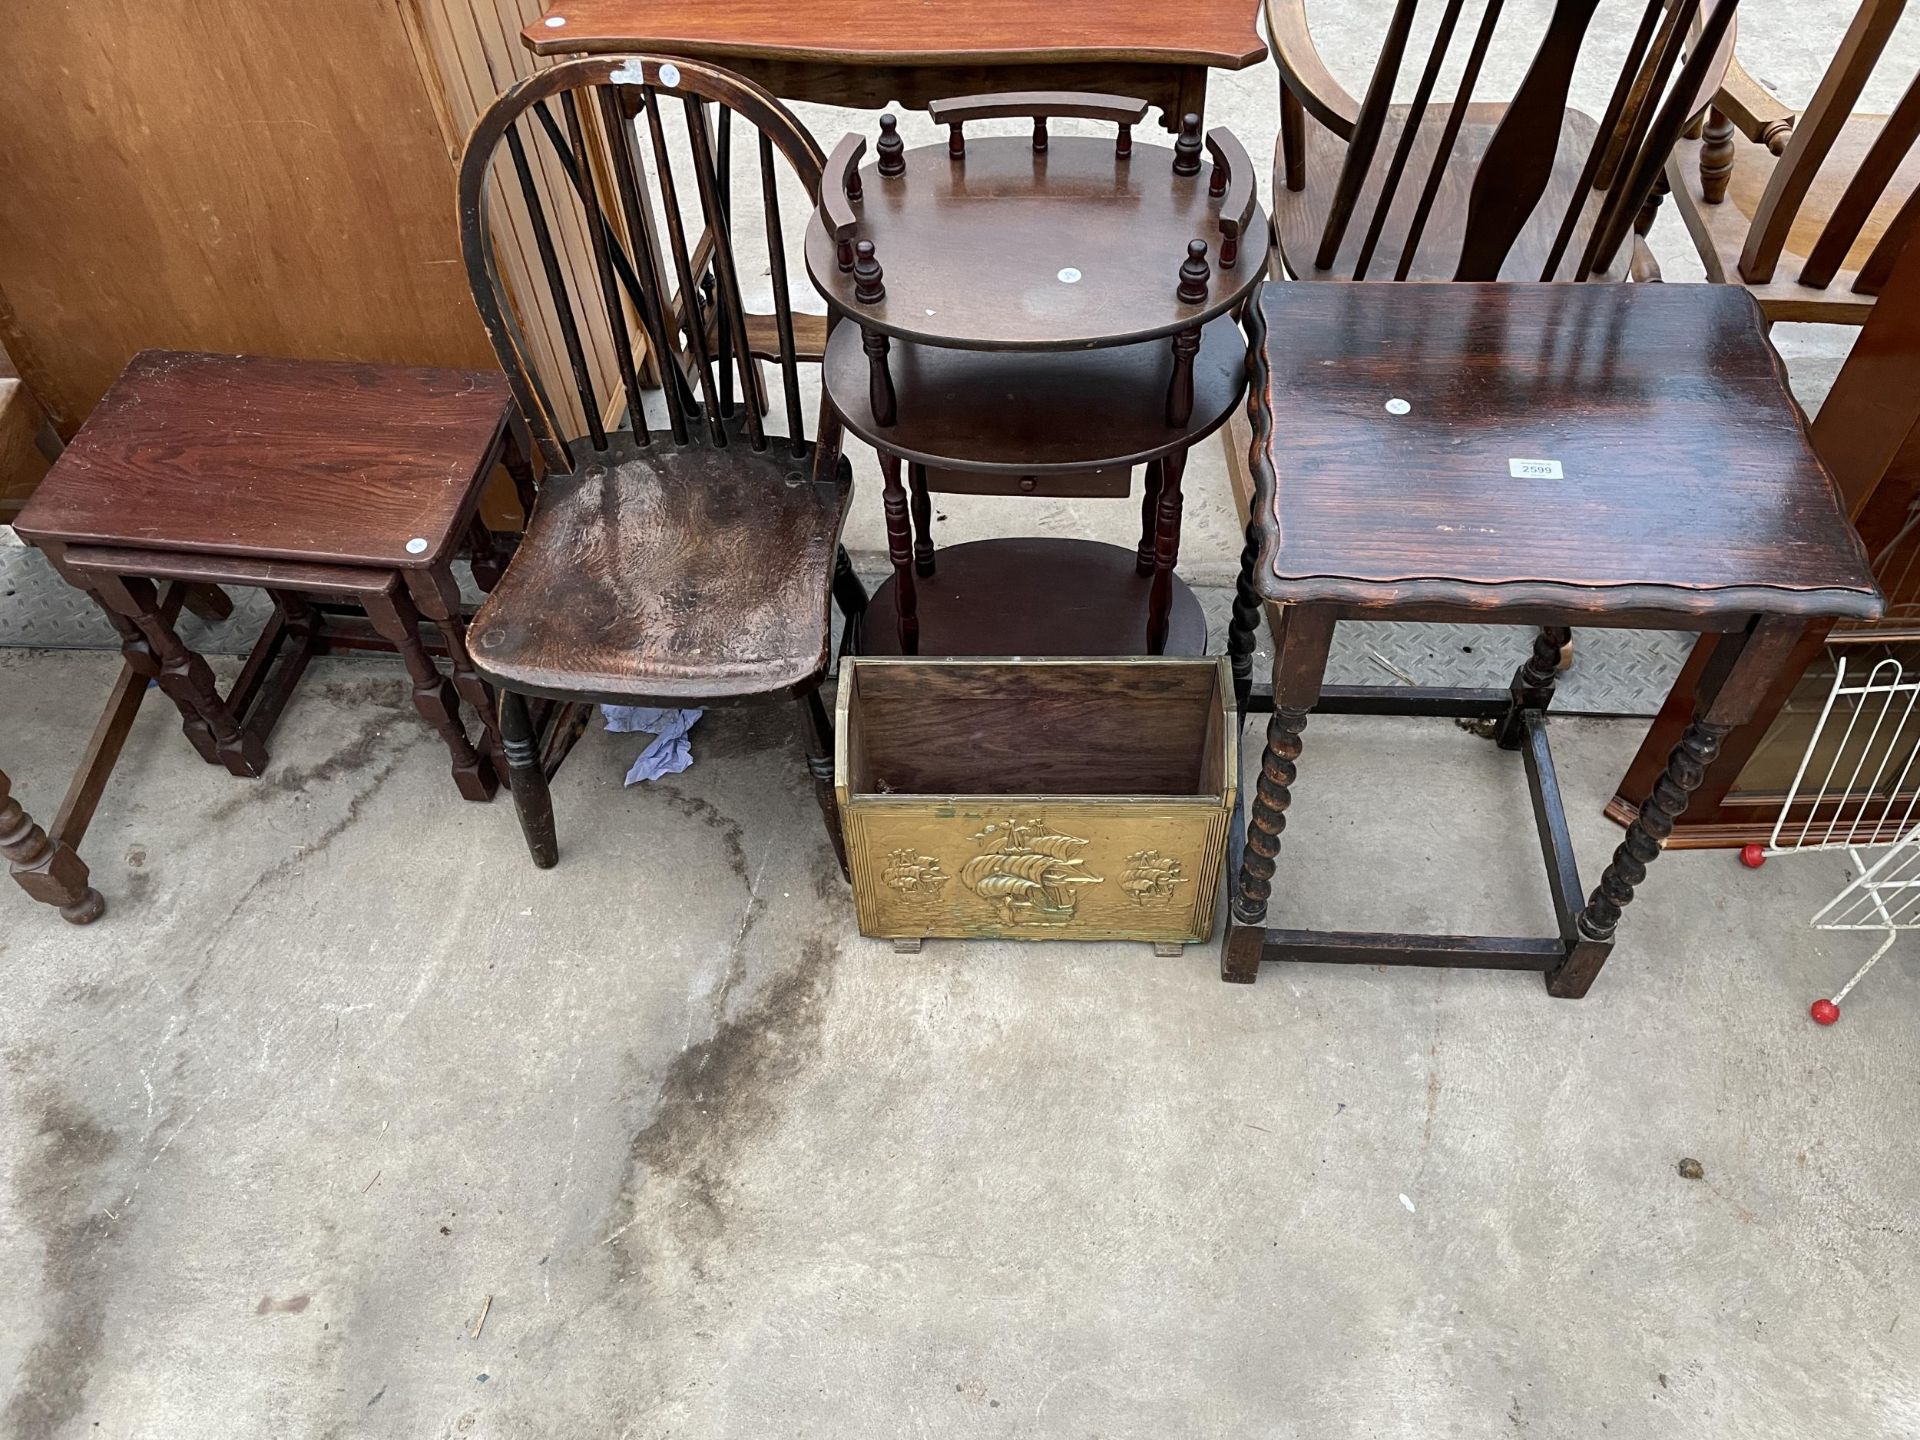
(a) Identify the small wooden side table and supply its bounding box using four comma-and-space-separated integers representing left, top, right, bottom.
807, 97, 1267, 658
13, 352, 529, 875
523, 0, 1265, 128
1225, 282, 1882, 997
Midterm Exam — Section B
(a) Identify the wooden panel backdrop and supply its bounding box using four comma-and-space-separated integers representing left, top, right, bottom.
0, 0, 630, 511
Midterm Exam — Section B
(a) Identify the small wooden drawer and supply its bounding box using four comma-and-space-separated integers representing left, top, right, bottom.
835, 657, 1237, 948
922, 465, 1132, 499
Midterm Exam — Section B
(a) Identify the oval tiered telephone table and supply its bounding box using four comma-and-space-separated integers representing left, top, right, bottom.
805, 95, 1267, 657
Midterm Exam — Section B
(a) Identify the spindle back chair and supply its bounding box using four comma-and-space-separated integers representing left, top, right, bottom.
1671, 0, 1920, 322
1268, 0, 1738, 281
457, 55, 865, 872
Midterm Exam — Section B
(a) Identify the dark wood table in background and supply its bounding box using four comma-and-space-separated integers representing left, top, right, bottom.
523, 0, 1266, 127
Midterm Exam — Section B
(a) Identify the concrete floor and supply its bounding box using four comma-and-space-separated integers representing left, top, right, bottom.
9, 3, 1920, 1437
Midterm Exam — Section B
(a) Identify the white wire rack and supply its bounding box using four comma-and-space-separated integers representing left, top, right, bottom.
1770, 655, 1920, 855
1766, 653, 1920, 1019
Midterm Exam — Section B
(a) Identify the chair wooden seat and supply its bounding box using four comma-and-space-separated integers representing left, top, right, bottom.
1252, 282, 1879, 619
1671, 112, 1920, 323
467, 437, 852, 704
1273, 104, 1644, 283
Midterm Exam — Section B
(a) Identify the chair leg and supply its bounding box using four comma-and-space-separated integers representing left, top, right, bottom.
363, 587, 497, 802
908, 463, 935, 577
833, 546, 868, 618
1136, 458, 1165, 576
796, 688, 849, 881
1225, 605, 1336, 983
498, 689, 558, 868
1493, 626, 1572, 750
1, 767, 105, 924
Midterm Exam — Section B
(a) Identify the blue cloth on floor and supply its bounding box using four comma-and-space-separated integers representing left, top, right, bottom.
600, 705, 703, 785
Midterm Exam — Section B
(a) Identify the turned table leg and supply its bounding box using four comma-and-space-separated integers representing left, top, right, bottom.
80, 576, 220, 766
908, 463, 935, 578
796, 688, 849, 880
497, 689, 558, 868
1145, 448, 1188, 656
1494, 626, 1573, 750
1548, 615, 1803, 998
363, 586, 497, 802
405, 564, 504, 776
1226, 515, 1265, 714
1137, 458, 1165, 577
879, 452, 919, 655
1, 767, 104, 924
1225, 605, 1337, 983
1699, 107, 1735, 205
92, 573, 266, 777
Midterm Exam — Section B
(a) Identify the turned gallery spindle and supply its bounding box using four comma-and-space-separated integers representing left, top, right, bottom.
854, 240, 886, 303
876, 113, 905, 177
1033, 116, 1049, 151
1177, 239, 1211, 303
1173, 112, 1203, 176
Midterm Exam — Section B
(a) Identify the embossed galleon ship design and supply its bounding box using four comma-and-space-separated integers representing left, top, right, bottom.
881, 848, 949, 896
958, 815, 1102, 925
1121, 850, 1188, 909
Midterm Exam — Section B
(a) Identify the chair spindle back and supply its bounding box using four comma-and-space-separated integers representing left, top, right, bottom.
1738, 0, 1920, 294
459, 56, 827, 477
1317, 0, 1741, 281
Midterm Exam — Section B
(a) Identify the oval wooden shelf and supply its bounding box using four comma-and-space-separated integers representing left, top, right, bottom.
806, 136, 1266, 350
824, 312, 1244, 474
859, 538, 1207, 658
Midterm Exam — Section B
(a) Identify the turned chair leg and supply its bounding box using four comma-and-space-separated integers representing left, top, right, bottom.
833, 546, 867, 655
1137, 458, 1165, 576
833, 547, 869, 619
796, 688, 849, 880
92, 573, 266, 777
1494, 626, 1573, 750
1, 767, 105, 924
497, 689, 558, 869
1145, 448, 1188, 655
363, 587, 497, 802
1224, 605, 1336, 982
908, 463, 935, 578
878, 452, 920, 655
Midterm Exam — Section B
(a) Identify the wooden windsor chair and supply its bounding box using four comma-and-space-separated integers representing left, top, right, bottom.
1669, 0, 1920, 323
456, 54, 867, 872
1266, 0, 1735, 283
